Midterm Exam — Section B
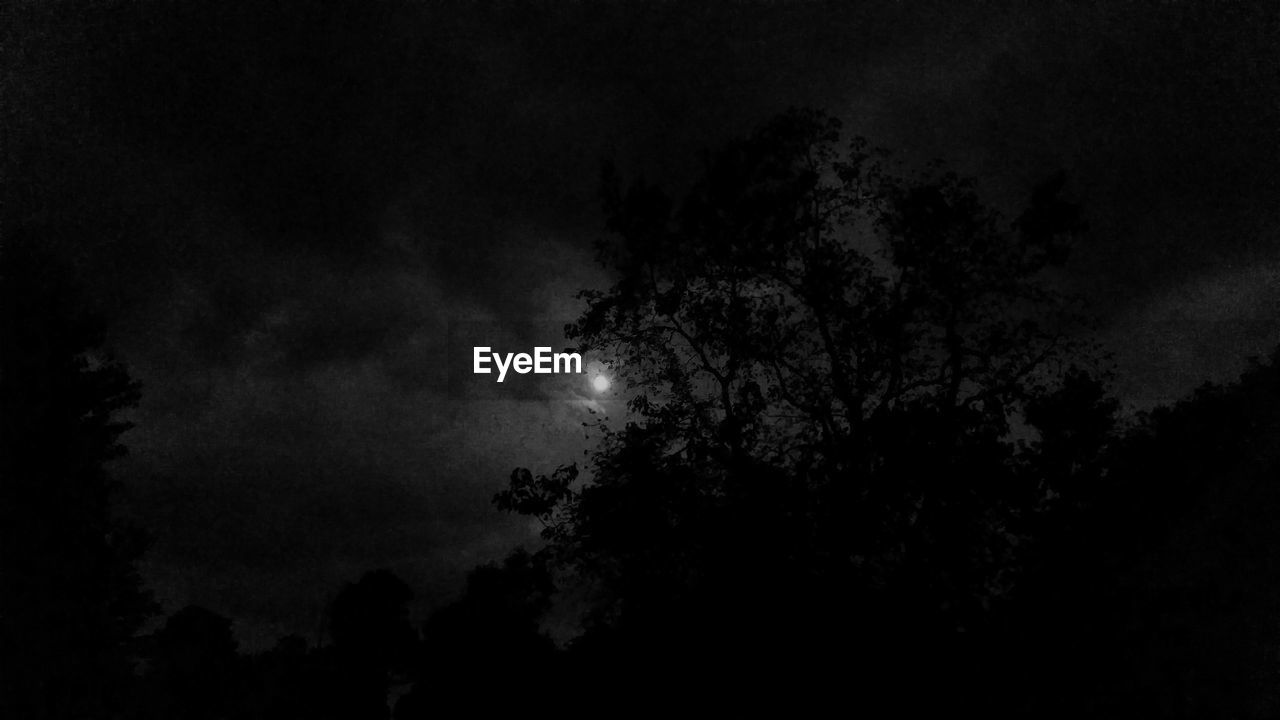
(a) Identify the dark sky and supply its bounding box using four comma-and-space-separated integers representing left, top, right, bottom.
8, 0, 1279, 647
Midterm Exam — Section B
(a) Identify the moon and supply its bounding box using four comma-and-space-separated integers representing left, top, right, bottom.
591, 374, 611, 393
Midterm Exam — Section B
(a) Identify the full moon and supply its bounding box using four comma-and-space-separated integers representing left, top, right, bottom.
592, 374, 611, 393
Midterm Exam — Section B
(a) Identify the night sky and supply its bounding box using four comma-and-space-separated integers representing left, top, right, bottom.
8, 0, 1279, 647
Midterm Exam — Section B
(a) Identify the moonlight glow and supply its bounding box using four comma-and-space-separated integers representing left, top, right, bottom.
592, 374, 611, 393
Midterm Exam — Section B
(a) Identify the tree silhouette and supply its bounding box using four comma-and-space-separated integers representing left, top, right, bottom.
319, 569, 417, 720
395, 549, 556, 717
329, 569, 417, 674
1082, 349, 1280, 718
139, 605, 245, 720
0, 237, 155, 718
245, 635, 317, 720
497, 108, 1107, 711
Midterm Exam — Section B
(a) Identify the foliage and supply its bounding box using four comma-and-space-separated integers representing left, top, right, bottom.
495, 108, 1110, 707
0, 237, 156, 718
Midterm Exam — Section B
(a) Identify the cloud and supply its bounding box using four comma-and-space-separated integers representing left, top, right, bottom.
16, 0, 1278, 644
1107, 257, 1280, 409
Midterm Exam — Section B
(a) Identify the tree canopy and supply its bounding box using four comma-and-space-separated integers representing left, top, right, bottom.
0, 238, 155, 718
496, 108, 1113, 710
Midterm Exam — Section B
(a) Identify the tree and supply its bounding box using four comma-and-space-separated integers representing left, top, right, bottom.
0, 237, 156, 718
1088, 349, 1280, 718
305, 569, 417, 720
395, 549, 556, 717
140, 606, 245, 720
329, 569, 418, 675
497, 108, 1105, 709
